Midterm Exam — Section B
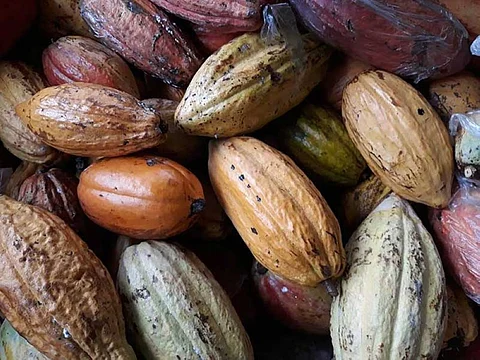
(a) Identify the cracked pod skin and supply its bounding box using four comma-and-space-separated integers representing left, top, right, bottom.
208, 136, 345, 286
80, 0, 203, 88
331, 194, 447, 360
343, 70, 454, 208
117, 241, 254, 360
78, 156, 205, 240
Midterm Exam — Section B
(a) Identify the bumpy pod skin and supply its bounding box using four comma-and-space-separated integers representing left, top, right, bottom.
175, 33, 332, 137
331, 194, 447, 360
208, 136, 345, 286
117, 241, 254, 360
80, 0, 203, 88
15, 83, 166, 158
343, 70, 454, 208
0, 196, 137, 360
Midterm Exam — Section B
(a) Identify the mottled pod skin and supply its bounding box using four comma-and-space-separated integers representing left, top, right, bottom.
15, 83, 167, 158
175, 33, 332, 137
80, 0, 203, 88
343, 70, 454, 208
208, 136, 345, 286
117, 241, 254, 360
331, 194, 447, 360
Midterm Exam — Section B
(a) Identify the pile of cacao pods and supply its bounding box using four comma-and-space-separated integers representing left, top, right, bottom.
2, 0, 480, 359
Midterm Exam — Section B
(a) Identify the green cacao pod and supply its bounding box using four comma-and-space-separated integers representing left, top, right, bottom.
451, 111, 480, 180
277, 102, 366, 186
331, 194, 447, 360
0, 320, 48, 360
117, 241, 254, 360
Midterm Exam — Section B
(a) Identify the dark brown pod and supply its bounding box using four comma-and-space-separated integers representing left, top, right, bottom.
80, 0, 203, 88
17, 168, 86, 234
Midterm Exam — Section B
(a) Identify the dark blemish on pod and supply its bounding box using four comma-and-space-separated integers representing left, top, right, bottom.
247, 184, 251, 188
251, 228, 258, 235
152, 275, 158, 283
134, 287, 151, 299
231, 165, 235, 170
256, 196, 261, 202
376, 71, 385, 80
239, 174, 245, 181
125, 0, 145, 14
417, 108, 425, 116
189, 199, 206, 217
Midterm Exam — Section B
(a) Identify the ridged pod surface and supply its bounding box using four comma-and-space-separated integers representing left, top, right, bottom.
0, 62, 58, 163
343, 70, 453, 208
0, 320, 48, 360
208, 136, 345, 286
15, 83, 166, 157
175, 33, 332, 137
0, 196, 136, 359
331, 194, 446, 360
117, 241, 254, 360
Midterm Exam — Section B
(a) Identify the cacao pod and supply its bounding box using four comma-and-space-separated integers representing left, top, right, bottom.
443, 282, 478, 349
277, 102, 366, 187
290, 0, 470, 82
208, 136, 345, 286
4, 162, 42, 199
0, 62, 59, 163
435, 0, 480, 38
331, 194, 447, 360
0, 195, 136, 359
319, 55, 374, 111
118, 241, 254, 359
0, 320, 48, 360
142, 98, 207, 164
78, 155, 205, 239
39, 0, 92, 39
340, 173, 391, 234
42, 36, 140, 97
252, 262, 331, 335
16, 168, 86, 234
80, 0, 203, 88
0, 1, 36, 57
451, 111, 480, 180
430, 183, 480, 304
427, 71, 480, 123
15, 83, 167, 157
343, 70, 454, 208
151, 0, 262, 33
175, 33, 332, 137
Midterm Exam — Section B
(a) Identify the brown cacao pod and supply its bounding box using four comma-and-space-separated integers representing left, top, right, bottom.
78, 155, 205, 239
15, 83, 167, 157
430, 183, 480, 304
0, 62, 59, 163
0, 195, 136, 359
443, 281, 478, 350
142, 98, 207, 164
16, 168, 86, 234
0, 1, 36, 57
4, 162, 42, 200
80, 0, 203, 88
252, 262, 332, 335
39, 0, 92, 39
318, 54, 374, 111
340, 173, 391, 234
208, 136, 345, 286
118, 241, 254, 359
151, 0, 262, 33
343, 70, 454, 208
42, 36, 140, 97
427, 71, 480, 123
